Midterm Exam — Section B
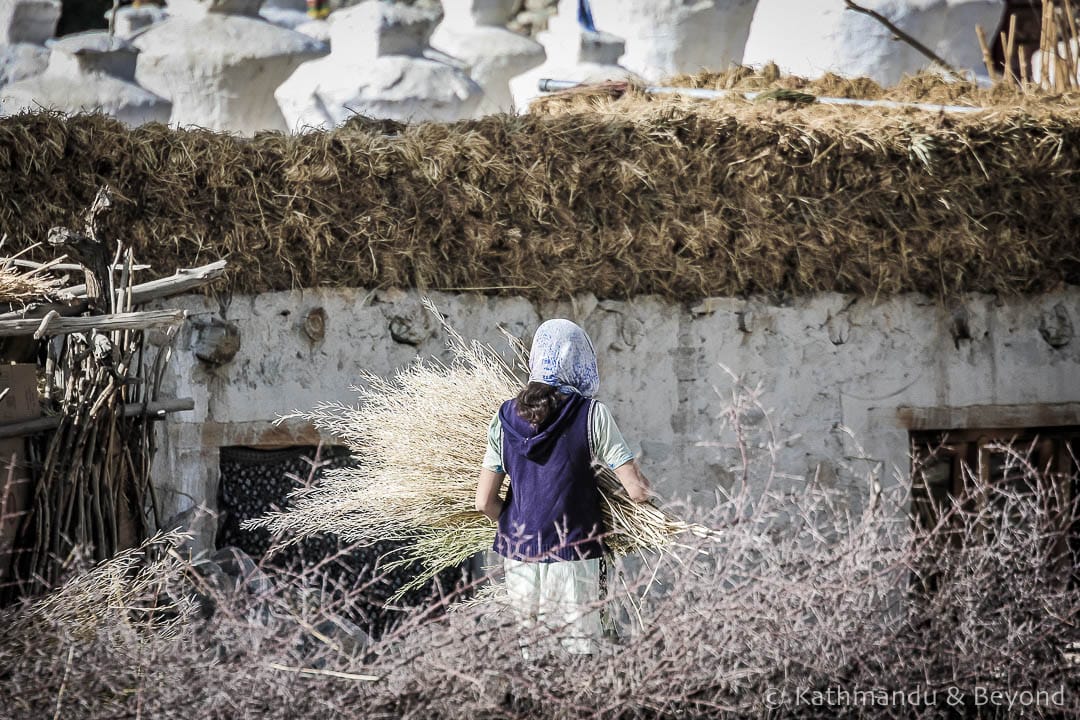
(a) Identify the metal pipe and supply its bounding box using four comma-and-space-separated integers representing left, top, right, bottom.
537, 78, 983, 114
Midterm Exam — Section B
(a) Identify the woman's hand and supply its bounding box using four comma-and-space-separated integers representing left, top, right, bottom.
614, 459, 651, 503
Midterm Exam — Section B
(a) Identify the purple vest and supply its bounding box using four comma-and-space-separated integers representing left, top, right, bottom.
494, 393, 606, 562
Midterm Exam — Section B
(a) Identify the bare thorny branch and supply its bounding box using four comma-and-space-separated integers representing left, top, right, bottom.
0, 376, 1077, 718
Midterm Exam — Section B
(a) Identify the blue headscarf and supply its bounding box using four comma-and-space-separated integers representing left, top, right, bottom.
527, 319, 600, 398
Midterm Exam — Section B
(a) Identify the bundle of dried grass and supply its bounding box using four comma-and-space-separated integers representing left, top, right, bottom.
0, 260, 63, 303
2, 99, 1080, 304
615, 63, 887, 102
248, 304, 708, 596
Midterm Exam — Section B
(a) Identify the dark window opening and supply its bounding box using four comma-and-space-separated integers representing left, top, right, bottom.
910, 426, 1080, 592
217, 444, 466, 638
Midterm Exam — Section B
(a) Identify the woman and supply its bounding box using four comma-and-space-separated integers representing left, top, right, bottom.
475, 319, 651, 655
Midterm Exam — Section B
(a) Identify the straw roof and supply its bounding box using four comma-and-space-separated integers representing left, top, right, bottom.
0, 77, 1077, 301
659, 64, 1080, 106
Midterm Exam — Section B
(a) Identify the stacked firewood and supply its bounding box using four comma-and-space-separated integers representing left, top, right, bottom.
0, 187, 225, 599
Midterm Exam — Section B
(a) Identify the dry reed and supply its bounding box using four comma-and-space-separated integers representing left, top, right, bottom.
981, 0, 1080, 92
0, 256, 64, 303
13, 530, 196, 646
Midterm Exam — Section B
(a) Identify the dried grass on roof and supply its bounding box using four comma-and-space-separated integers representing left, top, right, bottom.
661, 63, 1080, 106
0, 90, 1078, 302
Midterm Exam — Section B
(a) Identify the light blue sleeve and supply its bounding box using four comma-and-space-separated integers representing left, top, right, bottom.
590, 401, 635, 469
482, 411, 504, 473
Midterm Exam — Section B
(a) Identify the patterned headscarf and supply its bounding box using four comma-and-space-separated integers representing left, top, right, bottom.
527, 319, 600, 398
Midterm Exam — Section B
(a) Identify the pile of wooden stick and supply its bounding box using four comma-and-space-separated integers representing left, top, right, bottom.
0, 187, 225, 599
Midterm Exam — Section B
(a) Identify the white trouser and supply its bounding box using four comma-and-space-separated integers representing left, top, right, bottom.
503, 557, 601, 656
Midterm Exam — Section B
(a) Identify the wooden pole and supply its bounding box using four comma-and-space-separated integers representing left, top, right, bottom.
0, 310, 186, 338
0, 259, 224, 321
1002, 14, 1010, 85
1060, 0, 1078, 89
1042, 0, 1053, 90
0, 399, 194, 440
975, 25, 999, 81
61, 259, 227, 307
13, 187, 204, 595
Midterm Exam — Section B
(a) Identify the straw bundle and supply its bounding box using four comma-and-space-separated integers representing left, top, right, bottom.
0, 262, 63, 303
248, 305, 706, 596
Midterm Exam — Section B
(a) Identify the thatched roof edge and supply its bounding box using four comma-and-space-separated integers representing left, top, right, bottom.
0, 105, 1077, 302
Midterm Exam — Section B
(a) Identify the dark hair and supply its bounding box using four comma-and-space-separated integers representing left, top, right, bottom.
515, 381, 566, 426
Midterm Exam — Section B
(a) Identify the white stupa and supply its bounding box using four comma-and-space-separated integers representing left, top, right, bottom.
509, 0, 639, 111
742, 0, 1004, 86
0, 0, 56, 45
0, 31, 171, 126
0, 0, 60, 90
430, 0, 545, 116
132, 0, 328, 135
584, 0, 759, 82
275, 1, 483, 130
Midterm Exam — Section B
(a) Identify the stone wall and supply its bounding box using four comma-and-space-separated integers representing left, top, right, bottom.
152, 287, 1080, 550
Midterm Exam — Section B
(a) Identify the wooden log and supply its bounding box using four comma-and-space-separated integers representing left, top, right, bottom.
119, 259, 227, 305
45, 187, 115, 313
0, 300, 90, 322
0, 398, 195, 439
66, 260, 227, 306
0, 309, 186, 337
47, 227, 110, 308
0, 260, 226, 321
6, 260, 150, 273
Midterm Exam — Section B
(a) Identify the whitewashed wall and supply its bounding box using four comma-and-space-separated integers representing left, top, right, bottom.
152, 287, 1080, 550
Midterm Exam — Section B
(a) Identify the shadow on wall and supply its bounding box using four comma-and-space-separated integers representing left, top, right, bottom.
57, 0, 112, 35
